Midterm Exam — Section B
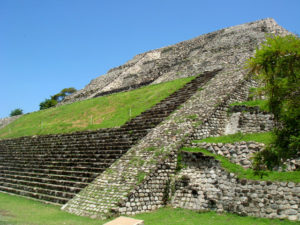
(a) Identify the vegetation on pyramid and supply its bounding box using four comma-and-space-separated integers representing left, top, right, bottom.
0, 77, 193, 139
247, 34, 300, 170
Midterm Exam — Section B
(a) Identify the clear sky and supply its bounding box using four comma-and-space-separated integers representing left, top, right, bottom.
0, 0, 299, 118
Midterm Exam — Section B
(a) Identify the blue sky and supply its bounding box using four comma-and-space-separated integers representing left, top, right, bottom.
0, 0, 299, 118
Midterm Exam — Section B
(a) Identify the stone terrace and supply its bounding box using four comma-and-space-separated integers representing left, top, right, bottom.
0, 71, 216, 205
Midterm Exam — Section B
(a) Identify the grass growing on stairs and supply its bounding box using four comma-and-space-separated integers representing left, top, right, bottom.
182, 147, 300, 183
0, 77, 194, 139
0, 193, 297, 225
193, 131, 275, 145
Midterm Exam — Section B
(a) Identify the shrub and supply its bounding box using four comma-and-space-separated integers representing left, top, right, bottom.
10, 108, 23, 117
247, 34, 300, 169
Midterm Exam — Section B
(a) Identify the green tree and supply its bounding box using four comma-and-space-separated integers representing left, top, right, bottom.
39, 98, 58, 110
10, 108, 23, 117
51, 87, 77, 102
247, 34, 300, 170
39, 87, 76, 110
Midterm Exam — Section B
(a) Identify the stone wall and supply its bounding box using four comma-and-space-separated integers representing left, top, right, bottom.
0, 115, 22, 130
190, 141, 263, 168
187, 141, 300, 171
191, 79, 257, 140
191, 86, 275, 140
61, 18, 290, 105
117, 157, 176, 215
172, 151, 300, 221
225, 106, 274, 135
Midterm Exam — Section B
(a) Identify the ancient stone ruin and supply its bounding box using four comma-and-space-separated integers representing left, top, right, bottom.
0, 18, 299, 221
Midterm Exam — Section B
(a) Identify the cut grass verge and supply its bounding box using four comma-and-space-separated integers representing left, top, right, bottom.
0, 77, 194, 139
0, 193, 298, 225
230, 99, 269, 112
193, 131, 274, 145
181, 147, 300, 183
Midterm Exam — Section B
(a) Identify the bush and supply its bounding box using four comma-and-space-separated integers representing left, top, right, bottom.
39, 99, 58, 110
10, 108, 23, 117
39, 87, 76, 110
247, 34, 300, 169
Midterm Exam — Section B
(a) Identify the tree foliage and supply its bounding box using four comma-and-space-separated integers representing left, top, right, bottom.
10, 108, 23, 117
51, 87, 77, 102
39, 98, 58, 110
39, 87, 76, 110
248, 34, 300, 170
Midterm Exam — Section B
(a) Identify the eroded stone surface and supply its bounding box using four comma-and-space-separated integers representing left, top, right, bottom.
60, 18, 289, 105
0, 115, 22, 130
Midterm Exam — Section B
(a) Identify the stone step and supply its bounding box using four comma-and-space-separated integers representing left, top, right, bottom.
3, 142, 134, 150
0, 162, 106, 173
1, 148, 128, 159
0, 184, 69, 204
0, 148, 131, 155
1, 130, 147, 143
2, 153, 124, 161
0, 177, 82, 193
0, 172, 90, 188
0, 165, 99, 178
0, 168, 95, 183
0, 181, 76, 199
0, 159, 114, 168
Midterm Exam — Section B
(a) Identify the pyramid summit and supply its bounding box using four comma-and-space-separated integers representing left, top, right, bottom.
61, 18, 290, 105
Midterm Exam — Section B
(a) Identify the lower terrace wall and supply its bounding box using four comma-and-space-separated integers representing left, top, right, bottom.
188, 141, 300, 171
172, 151, 300, 221
190, 141, 263, 168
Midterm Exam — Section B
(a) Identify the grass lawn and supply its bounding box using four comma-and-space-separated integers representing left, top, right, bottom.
0, 193, 299, 225
193, 131, 274, 145
0, 76, 194, 139
181, 147, 300, 183
134, 207, 300, 225
0, 192, 103, 225
230, 99, 269, 112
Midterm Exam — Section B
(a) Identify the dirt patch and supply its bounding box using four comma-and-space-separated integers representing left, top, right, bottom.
71, 106, 116, 128
0, 209, 14, 217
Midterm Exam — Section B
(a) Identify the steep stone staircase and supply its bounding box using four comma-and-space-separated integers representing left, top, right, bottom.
0, 70, 219, 205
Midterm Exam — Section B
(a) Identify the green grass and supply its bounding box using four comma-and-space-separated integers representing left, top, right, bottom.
230, 99, 269, 112
0, 192, 104, 225
134, 207, 299, 225
0, 77, 194, 139
0, 193, 298, 225
181, 147, 300, 183
193, 132, 274, 145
